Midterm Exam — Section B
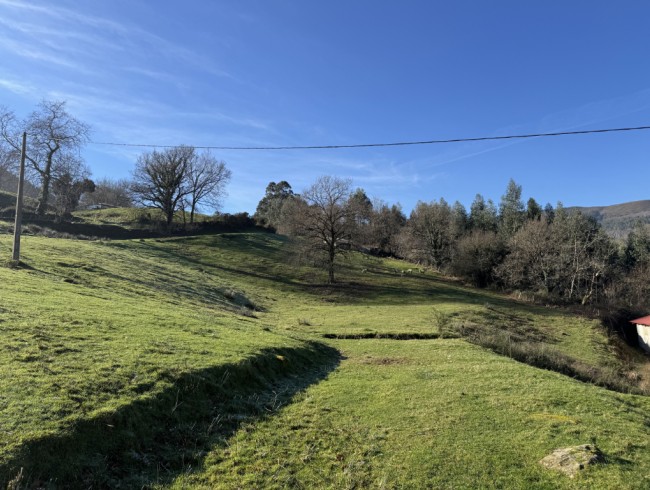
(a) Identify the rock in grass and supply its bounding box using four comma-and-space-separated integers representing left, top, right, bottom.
539, 445, 603, 477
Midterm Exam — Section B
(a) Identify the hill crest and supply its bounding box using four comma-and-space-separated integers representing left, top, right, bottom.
567, 199, 650, 238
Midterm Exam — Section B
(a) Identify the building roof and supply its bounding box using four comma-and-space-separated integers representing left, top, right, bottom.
630, 315, 650, 326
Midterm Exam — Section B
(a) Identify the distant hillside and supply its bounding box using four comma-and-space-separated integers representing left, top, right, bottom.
0, 168, 39, 201
0, 189, 38, 214
567, 199, 650, 238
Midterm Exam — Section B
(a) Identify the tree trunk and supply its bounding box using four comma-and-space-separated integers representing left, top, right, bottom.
328, 244, 336, 284
165, 208, 174, 226
36, 154, 53, 216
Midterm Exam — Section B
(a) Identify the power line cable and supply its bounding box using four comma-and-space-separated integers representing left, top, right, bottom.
90, 124, 650, 151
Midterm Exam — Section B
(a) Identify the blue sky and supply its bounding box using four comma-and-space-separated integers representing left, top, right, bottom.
1, 0, 650, 214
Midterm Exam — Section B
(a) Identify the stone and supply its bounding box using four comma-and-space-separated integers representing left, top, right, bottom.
539, 444, 603, 477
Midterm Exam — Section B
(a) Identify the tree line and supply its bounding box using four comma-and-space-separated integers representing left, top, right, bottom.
3, 100, 649, 314
254, 176, 650, 314
0, 100, 231, 223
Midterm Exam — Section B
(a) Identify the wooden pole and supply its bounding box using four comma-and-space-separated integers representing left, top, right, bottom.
12, 132, 26, 262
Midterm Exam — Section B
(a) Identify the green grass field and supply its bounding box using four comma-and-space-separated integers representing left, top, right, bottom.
0, 225, 649, 488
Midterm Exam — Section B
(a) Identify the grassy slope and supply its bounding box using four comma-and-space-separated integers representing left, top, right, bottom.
0, 230, 649, 488
180, 340, 650, 489
0, 233, 337, 486
74, 207, 214, 228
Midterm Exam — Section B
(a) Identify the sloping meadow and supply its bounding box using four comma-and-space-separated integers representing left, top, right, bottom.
0, 234, 338, 486
172, 339, 650, 489
0, 231, 648, 488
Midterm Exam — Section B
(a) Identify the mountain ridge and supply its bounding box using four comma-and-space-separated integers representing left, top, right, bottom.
567, 199, 650, 238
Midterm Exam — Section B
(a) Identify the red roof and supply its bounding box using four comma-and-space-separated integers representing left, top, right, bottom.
630, 315, 650, 326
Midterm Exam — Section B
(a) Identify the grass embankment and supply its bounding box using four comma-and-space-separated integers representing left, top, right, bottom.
0, 234, 339, 487
0, 229, 649, 488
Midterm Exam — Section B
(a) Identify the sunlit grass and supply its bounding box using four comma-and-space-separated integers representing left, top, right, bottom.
174, 340, 650, 489
0, 230, 648, 488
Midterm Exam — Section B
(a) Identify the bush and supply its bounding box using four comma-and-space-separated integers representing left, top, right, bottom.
450, 231, 505, 287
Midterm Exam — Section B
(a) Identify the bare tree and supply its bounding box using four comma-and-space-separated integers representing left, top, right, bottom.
368, 200, 406, 256
553, 210, 615, 305
185, 152, 231, 223
0, 100, 90, 215
450, 230, 505, 287
131, 146, 194, 226
0, 107, 19, 192
0, 116, 15, 175
404, 199, 455, 269
290, 176, 353, 284
0, 148, 12, 175
495, 218, 557, 292
496, 209, 615, 304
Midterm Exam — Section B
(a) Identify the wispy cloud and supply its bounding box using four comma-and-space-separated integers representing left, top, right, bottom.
0, 77, 40, 97
177, 111, 272, 132
121, 67, 188, 90
0, 17, 125, 52
0, 0, 130, 34
0, 35, 94, 72
0, 0, 232, 79
538, 88, 650, 131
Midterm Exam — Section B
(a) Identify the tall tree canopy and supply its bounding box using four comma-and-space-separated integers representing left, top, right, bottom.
469, 194, 498, 232
254, 180, 295, 229
498, 179, 525, 238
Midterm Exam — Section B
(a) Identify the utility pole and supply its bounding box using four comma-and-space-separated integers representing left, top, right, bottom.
12, 132, 26, 263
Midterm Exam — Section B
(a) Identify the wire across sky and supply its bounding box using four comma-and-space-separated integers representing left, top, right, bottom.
90, 124, 650, 151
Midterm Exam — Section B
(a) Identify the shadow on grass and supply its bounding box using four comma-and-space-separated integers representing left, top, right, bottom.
134, 238, 300, 288
323, 332, 450, 340
300, 278, 521, 309
0, 341, 341, 489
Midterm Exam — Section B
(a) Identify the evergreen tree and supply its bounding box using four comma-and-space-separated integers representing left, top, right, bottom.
451, 200, 469, 237
254, 181, 295, 229
526, 197, 543, 221
469, 193, 498, 232
498, 179, 525, 237
543, 202, 555, 223
624, 221, 650, 270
